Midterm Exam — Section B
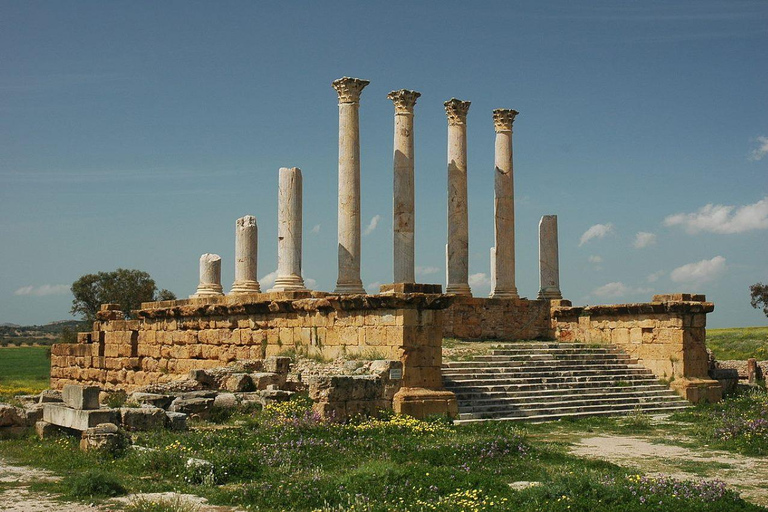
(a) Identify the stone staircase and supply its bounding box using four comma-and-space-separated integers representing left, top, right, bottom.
443, 342, 690, 423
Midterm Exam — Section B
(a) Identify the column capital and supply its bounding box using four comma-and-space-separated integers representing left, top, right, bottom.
332, 77, 370, 104
388, 89, 421, 114
493, 109, 519, 132
444, 98, 471, 125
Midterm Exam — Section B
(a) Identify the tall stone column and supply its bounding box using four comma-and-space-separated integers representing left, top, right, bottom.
490, 109, 519, 299
192, 254, 224, 297
332, 77, 369, 294
537, 215, 563, 299
388, 89, 421, 284
270, 167, 307, 292
444, 98, 472, 296
231, 215, 261, 294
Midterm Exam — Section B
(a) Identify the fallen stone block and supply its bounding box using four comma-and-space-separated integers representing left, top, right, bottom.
38, 389, 63, 403
264, 356, 291, 376
169, 397, 215, 419
14, 395, 40, 406
35, 420, 61, 439
129, 392, 174, 410
250, 372, 281, 390
165, 411, 188, 431
80, 423, 130, 453
43, 404, 119, 431
188, 369, 217, 387
0, 404, 25, 427
224, 373, 254, 392
178, 390, 218, 400
63, 384, 101, 410
213, 393, 240, 409
22, 403, 45, 426
120, 406, 166, 431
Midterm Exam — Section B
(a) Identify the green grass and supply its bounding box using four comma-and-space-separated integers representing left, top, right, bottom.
707, 326, 768, 360
0, 346, 50, 399
0, 396, 763, 511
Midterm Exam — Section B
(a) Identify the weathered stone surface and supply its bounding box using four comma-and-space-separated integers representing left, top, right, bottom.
223, 373, 254, 392
250, 372, 280, 390
129, 392, 174, 410
80, 423, 129, 453
213, 392, 239, 409
169, 397, 214, 418
537, 215, 562, 300
264, 356, 291, 376
445, 98, 472, 297
120, 406, 166, 431
231, 215, 261, 294
35, 420, 60, 439
43, 404, 119, 431
710, 368, 739, 395
165, 411, 188, 431
192, 254, 224, 298
63, 385, 101, 410
0, 404, 25, 427
22, 403, 45, 426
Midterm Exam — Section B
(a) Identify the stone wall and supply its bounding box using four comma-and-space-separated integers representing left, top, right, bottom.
443, 297, 552, 340
50, 292, 457, 418
551, 294, 721, 403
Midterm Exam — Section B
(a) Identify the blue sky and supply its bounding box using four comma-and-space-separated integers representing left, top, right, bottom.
1, 1, 766, 328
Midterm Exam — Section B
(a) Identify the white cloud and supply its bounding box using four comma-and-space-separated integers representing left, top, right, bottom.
588, 255, 603, 264
415, 266, 440, 276
365, 282, 382, 294
670, 256, 726, 286
647, 270, 665, 283
363, 215, 381, 236
592, 282, 630, 298
310, 224, 321, 234
579, 223, 614, 246
259, 271, 278, 289
749, 135, 768, 161
633, 231, 657, 248
468, 273, 491, 287
663, 197, 768, 234
305, 277, 317, 289
14, 284, 69, 297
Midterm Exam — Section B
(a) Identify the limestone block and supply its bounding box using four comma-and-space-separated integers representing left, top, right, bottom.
129, 392, 174, 410
120, 406, 166, 431
63, 385, 101, 410
264, 356, 291, 375
169, 397, 215, 419
43, 404, 119, 431
0, 404, 25, 427
250, 372, 281, 390
38, 390, 63, 404
213, 393, 240, 409
224, 373, 254, 392
80, 423, 129, 453
165, 411, 188, 431
22, 404, 45, 426
35, 420, 60, 439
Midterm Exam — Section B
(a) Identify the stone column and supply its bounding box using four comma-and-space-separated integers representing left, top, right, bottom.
444, 98, 472, 296
332, 77, 369, 294
490, 109, 519, 299
270, 167, 307, 292
537, 215, 563, 299
192, 254, 224, 297
230, 215, 261, 294
387, 89, 421, 284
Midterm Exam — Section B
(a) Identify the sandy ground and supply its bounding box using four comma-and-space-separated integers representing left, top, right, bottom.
571, 434, 768, 507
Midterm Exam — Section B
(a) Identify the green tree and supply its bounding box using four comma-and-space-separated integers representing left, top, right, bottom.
71, 269, 176, 322
750, 282, 768, 317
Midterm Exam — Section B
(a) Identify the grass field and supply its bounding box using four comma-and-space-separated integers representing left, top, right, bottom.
706, 327, 768, 360
0, 346, 50, 400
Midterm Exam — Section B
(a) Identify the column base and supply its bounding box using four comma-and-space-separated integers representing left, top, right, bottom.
230, 280, 262, 295
269, 275, 307, 292
489, 288, 519, 299
670, 378, 722, 404
537, 288, 562, 300
190, 283, 224, 298
445, 283, 472, 296
392, 387, 458, 419
334, 280, 366, 295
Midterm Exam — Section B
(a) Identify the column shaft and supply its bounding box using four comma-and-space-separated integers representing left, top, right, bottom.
192, 253, 224, 297
271, 167, 307, 291
538, 215, 563, 299
445, 99, 472, 296
231, 215, 260, 294
490, 109, 519, 299
388, 89, 421, 284
332, 77, 369, 294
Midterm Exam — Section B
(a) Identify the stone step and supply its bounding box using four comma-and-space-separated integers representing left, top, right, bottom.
472, 354, 634, 362
454, 404, 690, 424
449, 383, 670, 399
445, 378, 664, 394
443, 368, 654, 382
442, 363, 646, 374
457, 393, 687, 413
457, 399, 689, 419
443, 358, 636, 369
451, 388, 681, 405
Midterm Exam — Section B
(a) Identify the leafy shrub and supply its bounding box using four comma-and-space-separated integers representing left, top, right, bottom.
65, 469, 127, 498
125, 495, 199, 512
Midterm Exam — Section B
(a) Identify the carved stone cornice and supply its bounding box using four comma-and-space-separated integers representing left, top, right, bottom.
493, 109, 519, 132
387, 89, 421, 114
332, 77, 370, 104
444, 98, 471, 125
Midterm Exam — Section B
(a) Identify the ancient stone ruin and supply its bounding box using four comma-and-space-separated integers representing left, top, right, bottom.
48, 77, 722, 423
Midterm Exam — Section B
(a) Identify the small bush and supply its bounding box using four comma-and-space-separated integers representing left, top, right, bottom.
65, 469, 127, 499
125, 495, 200, 512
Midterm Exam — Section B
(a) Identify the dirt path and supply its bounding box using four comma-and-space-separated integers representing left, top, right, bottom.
570, 434, 768, 507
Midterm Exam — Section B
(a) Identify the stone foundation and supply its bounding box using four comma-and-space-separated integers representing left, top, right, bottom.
552, 294, 722, 403
51, 291, 457, 419
443, 297, 552, 340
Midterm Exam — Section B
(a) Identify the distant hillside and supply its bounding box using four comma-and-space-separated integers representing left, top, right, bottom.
0, 320, 85, 346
